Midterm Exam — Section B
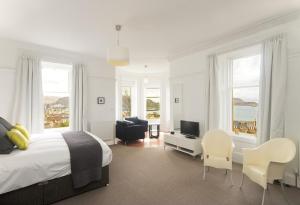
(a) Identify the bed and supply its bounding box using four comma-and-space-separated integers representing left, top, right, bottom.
0, 131, 112, 205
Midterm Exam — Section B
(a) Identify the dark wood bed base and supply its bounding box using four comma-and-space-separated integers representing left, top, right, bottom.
0, 165, 109, 205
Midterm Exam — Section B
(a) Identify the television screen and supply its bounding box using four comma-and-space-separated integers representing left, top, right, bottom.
180, 120, 199, 137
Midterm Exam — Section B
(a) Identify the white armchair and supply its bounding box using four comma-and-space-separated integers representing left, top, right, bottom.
201, 129, 234, 184
240, 138, 296, 205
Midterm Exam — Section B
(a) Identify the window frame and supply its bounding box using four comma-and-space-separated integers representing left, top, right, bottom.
229, 48, 262, 138
119, 80, 137, 120
41, 61, 72, 131
144, 87, 161, 122
121, 86, 133, 119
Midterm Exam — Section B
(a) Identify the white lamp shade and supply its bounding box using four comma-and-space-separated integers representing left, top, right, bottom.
107, 47, 129, 66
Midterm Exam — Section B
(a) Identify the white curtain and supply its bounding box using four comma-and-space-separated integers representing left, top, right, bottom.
12, 56, 44, 133
258, 34, 288, 144
70, 64, 87, 131
207, 54, 232, 131
207, 55, 220, 130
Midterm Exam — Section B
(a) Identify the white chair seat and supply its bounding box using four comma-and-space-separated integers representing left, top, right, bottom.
205, 156, 232, 170
243, 165, 267, 188
240, 138, 296, 205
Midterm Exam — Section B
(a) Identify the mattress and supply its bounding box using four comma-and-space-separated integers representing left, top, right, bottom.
0, 131, 112, 195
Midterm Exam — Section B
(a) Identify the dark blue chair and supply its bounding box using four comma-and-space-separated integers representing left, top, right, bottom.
116, 120, 145, 144
125, 117, 148, 132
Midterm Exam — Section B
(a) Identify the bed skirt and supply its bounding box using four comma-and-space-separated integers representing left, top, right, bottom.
0, 165, 109, 205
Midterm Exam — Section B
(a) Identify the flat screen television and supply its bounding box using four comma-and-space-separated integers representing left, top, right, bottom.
180, 120, 200, 137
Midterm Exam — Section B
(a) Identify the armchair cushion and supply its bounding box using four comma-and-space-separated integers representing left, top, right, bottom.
116, 120, 134, 126
125, 117, 148, 132
125, 117, 139, 124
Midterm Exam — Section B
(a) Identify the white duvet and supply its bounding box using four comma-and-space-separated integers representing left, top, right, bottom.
0, 131, 112, 195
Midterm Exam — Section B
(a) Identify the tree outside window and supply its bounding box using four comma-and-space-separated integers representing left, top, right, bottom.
145, 88, 160, 121
122, 87, 132, 118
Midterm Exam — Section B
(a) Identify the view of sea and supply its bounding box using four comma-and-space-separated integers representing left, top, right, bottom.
233, 105, 258, 121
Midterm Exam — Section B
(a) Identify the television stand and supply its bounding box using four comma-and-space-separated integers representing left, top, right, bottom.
164, 132, 202, 158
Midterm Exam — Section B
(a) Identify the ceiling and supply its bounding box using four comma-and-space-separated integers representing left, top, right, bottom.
0, 0, 300, 64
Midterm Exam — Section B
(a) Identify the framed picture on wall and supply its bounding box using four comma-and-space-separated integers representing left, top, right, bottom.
97, 97, 105, 104
175, 98, 180, 103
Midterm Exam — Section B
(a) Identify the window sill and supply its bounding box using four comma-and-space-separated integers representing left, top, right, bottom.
43, 127, 71, 133
232, 133, 257, 145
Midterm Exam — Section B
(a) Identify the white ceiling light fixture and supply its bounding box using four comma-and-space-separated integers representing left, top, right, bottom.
107, 25, 129, 67
144, 65, 149, 84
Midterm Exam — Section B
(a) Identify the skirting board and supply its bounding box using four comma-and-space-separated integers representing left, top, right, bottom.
232, 151, 243, 164
284, 173, 299, 188
104, 140, 115, 146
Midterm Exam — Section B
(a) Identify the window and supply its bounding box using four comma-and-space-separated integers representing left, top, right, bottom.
232, 55, 261, 136
42, 62, 72, 129
121, 87, 132, 118
145, 88, 160, 122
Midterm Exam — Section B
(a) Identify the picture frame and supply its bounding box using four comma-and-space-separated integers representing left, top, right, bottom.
175, 98, 179, 103
97, 97, 105, 104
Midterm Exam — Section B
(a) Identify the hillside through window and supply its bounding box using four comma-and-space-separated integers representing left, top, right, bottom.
42, 62, 72, 129
232, 55, 261, 136
145, 88, 160, 122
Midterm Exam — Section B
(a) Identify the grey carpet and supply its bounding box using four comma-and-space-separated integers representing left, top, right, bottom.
55, 145, 300, 205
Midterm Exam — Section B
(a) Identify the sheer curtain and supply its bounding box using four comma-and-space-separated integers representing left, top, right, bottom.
258, 34, 288, 144
207, 54, 232, 131
207, 55, 219, 130
12, 56, 44, 133
70, 64, 87, 131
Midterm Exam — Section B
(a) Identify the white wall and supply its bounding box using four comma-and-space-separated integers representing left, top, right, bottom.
170, 18, 300, 186
170, 73, 207, 136
116, 68, 170, 132
0, 38, 116, 141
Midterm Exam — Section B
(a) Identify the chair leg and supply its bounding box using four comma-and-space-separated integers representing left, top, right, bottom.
203, 166, 206, 180
230, 170, 234, 186
225, 169, 228, 175
280, 180, 290, 205
261, 188, 266, 205
239, 173, 244, 189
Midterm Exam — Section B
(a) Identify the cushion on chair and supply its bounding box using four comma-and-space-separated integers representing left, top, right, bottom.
117, 120, 134, 126
125, 117, 139, 124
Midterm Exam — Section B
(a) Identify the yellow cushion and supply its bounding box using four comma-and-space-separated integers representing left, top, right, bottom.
6, 129, 29, 150
15, 123, 30, 140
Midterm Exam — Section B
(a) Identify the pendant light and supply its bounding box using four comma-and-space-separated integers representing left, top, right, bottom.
107, 25, 129, 67
144, 65, 149, 84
